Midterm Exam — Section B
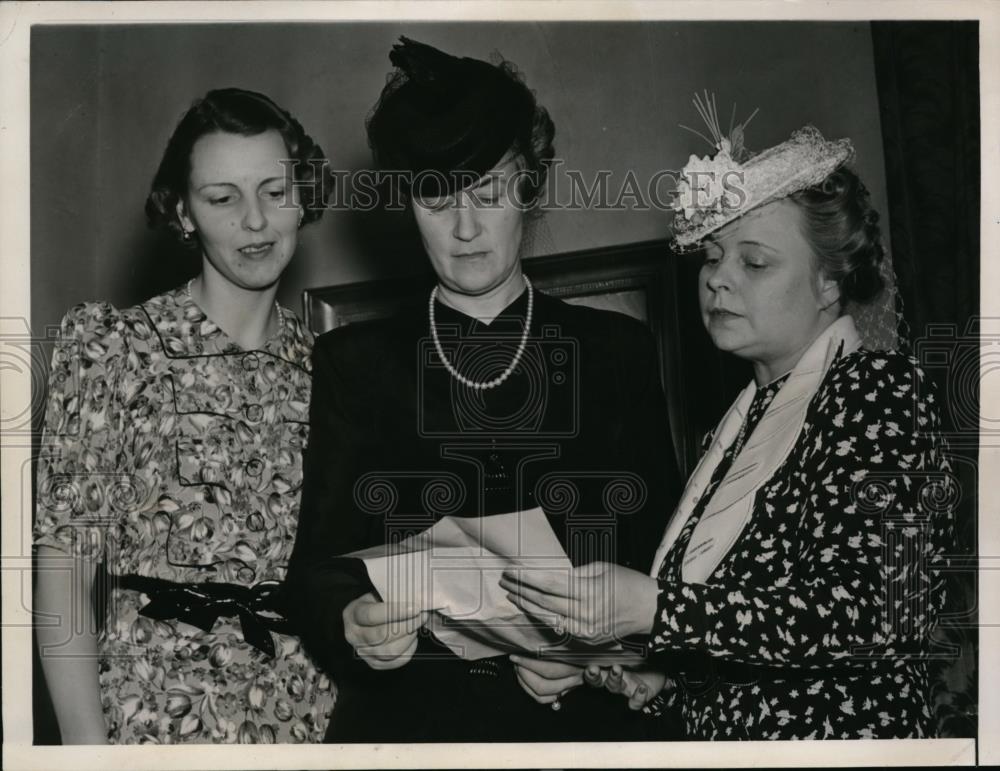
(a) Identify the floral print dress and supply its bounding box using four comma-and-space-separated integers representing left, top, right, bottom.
34, 286, 336, 744
646, 349, 954, 739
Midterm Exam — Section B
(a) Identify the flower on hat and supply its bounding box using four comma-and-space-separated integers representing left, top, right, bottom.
671, 92, 757, 227
673, 138, 744, 221
669, 92, 854, 250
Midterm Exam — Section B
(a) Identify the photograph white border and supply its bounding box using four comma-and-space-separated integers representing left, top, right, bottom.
1, 1, 995, 768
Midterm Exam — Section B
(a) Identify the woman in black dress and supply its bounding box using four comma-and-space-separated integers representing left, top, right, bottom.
503, 124, 955, 739
283, 38, 681, 742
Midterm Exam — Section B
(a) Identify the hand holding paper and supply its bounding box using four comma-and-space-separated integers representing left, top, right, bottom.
500, 560, 659, 644
343, 592, 429, 671
344, 508, 646, 665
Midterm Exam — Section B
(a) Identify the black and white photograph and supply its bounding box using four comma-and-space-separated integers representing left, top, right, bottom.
0, 1, 995, 768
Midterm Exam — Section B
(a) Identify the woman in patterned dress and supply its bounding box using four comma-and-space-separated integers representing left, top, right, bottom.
502, 126, 955, 739
34, 88, 336, 744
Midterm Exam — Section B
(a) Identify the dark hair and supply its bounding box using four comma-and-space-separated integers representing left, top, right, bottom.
145, 88, 330, 246
789, 166, 886, 306
366, 37, 555, 205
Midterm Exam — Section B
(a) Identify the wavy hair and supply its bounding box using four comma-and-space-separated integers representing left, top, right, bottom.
145, 88, 330, 246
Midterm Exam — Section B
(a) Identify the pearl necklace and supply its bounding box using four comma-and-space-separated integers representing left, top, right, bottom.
185, 278, 284, 332
429, 275, 533, 390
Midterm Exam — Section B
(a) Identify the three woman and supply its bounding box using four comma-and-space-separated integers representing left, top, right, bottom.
283, 38, 682, 742
34, 43, 951, 746
34, 88, 336, 743
503, 125, 954, 739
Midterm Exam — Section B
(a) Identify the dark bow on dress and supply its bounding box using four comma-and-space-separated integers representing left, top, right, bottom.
117, 573, 294, 658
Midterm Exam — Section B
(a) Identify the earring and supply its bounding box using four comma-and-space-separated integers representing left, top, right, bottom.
181, 228, 193, 241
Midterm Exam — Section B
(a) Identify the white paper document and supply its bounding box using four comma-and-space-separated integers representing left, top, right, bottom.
345, 508, 644, 664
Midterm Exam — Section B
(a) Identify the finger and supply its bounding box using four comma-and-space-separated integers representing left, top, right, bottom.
511, 659, 582, 689
358, 608, 427, 639
501, 568, 574, 599
584, 665, 607, 688
358, 626, 420, 661
342, 594, 374, 640
628, 684, 650, 711
354, 617, 423, 652
362, 634, 419, 671
358, 630, 417, 662
604, 666, 626, 695
506, 592, 568, 631
350, 613, 425, 647
384, 601, 426, 623
516, 666, 581, 698
353, 597, 423, 626
351, 599, 385, 626
515, 670, 558, 704
354, 600, 424, 627
500, 578, 573, 616
501, 568, 571, 594
618, 671, 641, 699
509, 655, 581, 679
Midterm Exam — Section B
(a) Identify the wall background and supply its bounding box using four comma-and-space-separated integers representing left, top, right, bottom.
30, 21, 888, 337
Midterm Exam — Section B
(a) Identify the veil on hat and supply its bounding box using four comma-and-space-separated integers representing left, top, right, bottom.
852, 251, 907, 352
366, 37, 546, 200
670, 92, 906, 352
366, 37, 558, 265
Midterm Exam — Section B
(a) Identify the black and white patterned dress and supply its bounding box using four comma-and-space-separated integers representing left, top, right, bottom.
646, 348, 954, 739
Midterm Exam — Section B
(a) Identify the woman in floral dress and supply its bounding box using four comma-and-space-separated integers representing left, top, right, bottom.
34, 88, 336, 744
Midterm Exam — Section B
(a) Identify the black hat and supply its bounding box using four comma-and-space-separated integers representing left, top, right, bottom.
367, 37, 537, 198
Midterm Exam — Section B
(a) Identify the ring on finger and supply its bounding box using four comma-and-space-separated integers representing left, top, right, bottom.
551, 687, 572, 711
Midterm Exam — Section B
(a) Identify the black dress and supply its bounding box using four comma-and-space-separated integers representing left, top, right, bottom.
284, 288, 682, 742
646, 349, 954, 739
